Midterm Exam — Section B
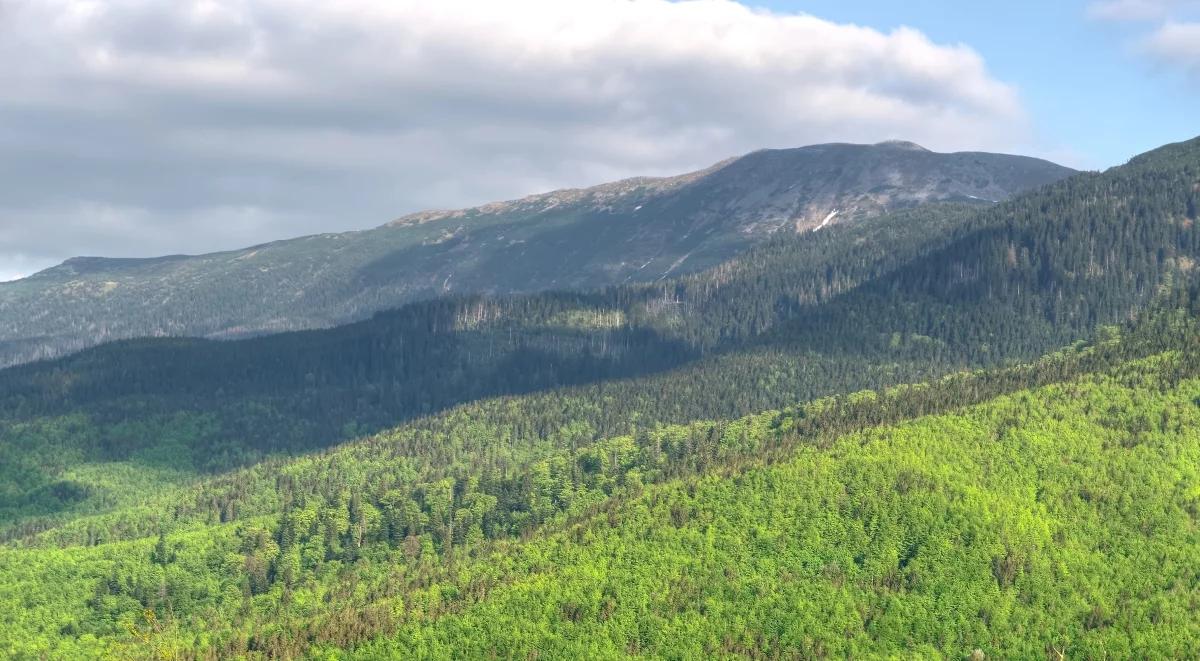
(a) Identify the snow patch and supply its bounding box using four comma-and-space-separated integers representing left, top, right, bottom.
659, 251, 694, 279
812, 209, 839, 232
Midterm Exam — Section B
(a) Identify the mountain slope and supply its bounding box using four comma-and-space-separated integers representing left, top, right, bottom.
0, 142, 1073, 367
3, 312, 1199, 659
347, 354, 1200, 660
0, 139, 1191, 454
777, 135, 1200, 359
0, 136, 1195, 544
0, 204, 977, 535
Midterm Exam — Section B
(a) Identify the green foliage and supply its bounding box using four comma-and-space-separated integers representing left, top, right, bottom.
1, 313, 1199, 658
0, 412, 208, 537
349, 361, 1200, 659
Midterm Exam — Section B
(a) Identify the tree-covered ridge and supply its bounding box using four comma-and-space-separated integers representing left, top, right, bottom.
348, 358, 1200, 660
0, 314, 1125, 549
1, 319, 1198, 658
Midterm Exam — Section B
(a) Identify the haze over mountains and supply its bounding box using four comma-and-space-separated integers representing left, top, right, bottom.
0, 141, 1073, 367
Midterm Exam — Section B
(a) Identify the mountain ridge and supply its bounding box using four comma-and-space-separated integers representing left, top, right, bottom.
25, 140, 1056, 275
0, 141, 1074, 367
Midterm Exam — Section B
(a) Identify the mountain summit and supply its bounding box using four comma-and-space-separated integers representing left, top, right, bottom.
0, 142, 1074, 366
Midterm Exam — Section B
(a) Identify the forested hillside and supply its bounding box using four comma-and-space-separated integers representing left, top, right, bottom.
0, 136, 1197, 659
348, 351, 1200, 659
0, 142, 1072, 367
2, 292, 1199, 658
0, 203, 975, 540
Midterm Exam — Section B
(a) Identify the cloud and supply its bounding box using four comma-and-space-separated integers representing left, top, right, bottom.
1143, 21, 1200, 69
1087, 1, 1200, 73
0, 0, 1029, 279
0, 258, 43, 283
1087, 0, 1196, 21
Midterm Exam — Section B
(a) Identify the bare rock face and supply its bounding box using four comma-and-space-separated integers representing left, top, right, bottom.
0, 141, 1074, 366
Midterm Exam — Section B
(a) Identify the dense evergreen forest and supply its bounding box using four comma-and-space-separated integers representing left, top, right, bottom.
0, 136, 1199, 658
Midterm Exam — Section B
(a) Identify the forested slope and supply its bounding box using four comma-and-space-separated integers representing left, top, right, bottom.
349, 354, 1200, 659
1, 298, 1199, 658
0, 203, 976, 536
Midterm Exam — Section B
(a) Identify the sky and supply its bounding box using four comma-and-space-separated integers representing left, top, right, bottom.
1, 0, 1198, 282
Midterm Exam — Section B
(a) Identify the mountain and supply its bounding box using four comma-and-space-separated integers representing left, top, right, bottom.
0, 136, 1194, 538
0, 136, 1198, 658
0, 141, 1074, 367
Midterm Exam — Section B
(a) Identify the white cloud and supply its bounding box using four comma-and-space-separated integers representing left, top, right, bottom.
0, 0, 1030, 278
1088, 1, 1200, 72
1143, 21, 1200, 69
1088, 0, 1196, 21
